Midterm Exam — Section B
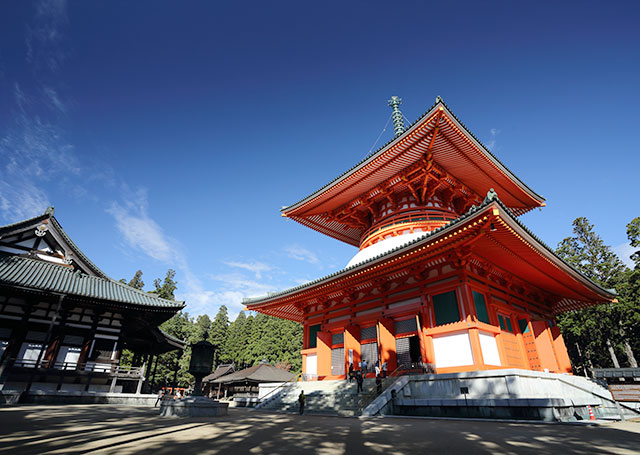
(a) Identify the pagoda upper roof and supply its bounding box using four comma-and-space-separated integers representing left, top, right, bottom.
0, 208, 184, 311
282, 98, 545, 246
245, 192, 614, 322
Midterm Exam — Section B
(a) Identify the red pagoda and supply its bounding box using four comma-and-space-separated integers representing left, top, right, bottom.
244, 97, 616, 380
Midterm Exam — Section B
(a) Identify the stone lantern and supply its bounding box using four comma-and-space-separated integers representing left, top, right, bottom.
159, 340, 228, 417
189, 340, 214, 397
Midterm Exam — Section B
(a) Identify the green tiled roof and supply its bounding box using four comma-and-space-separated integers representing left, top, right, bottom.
0, 255, 184, 310
0, 208, 107, 278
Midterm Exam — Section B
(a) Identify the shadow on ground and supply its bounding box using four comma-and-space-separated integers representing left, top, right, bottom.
0, 405, 639, 455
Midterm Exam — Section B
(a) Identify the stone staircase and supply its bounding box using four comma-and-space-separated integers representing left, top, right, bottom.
255, 378, 381, 416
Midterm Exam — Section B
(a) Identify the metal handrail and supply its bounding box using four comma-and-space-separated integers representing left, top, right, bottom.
356, 362, 435, 412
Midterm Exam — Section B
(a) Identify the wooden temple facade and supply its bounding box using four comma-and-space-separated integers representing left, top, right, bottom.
0, 208, 185, 394
244, 97, 616, 380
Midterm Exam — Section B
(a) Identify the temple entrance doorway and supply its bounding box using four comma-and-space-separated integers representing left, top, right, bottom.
396, 335, 422, 369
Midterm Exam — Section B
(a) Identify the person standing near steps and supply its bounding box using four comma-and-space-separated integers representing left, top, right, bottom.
298, 391, 305, 415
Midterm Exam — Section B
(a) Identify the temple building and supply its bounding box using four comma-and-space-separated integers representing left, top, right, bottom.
244, 97, 617, 380
0, 207, 185, 395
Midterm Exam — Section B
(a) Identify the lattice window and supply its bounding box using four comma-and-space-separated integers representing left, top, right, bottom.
432, 291, 460, 326
472, 291, 490, 324
395, 337, 411, 368
361, 326, 377, 340
331, 347, 345, 375
331, 332, 344, 346
394, 318, 417, 334
308, 324, 321, 349
63, 335, 85, 346
361, 342, 378, 369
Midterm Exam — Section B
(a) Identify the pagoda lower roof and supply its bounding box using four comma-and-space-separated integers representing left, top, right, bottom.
282, 98, 545, 246
245, 193, 615, 322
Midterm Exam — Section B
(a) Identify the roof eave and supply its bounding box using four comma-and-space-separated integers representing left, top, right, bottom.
281, 99, 545, 218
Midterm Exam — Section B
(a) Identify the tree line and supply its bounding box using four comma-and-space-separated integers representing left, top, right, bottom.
555, 216, 639, 374
121, 215, 639, 389
119, 270, 302, 389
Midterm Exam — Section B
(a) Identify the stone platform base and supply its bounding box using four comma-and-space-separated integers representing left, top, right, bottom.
159, 397, 229, 417
1, 391, 158, 406
362, 369, 640, 421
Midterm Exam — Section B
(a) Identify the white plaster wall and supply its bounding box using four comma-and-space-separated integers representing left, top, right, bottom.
306, 354, 317, 375
433, 332, 474, 368
478, 332, 501, 366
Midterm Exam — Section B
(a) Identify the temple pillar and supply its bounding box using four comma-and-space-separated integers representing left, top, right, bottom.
344, 324, 360, 372
531, 321, 560, 372
461, 281, 485, 369
550, 326, 573, 373
377, 318, 396, 372
316, 331, 332, 378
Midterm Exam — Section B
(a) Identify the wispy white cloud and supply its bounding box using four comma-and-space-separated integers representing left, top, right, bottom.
223, 260, 273, 279
485, 128, 501, 151
203, 272, 277, 319
26, 0, 69, 72
0, 182, 50, 220
0, 84, 79, 221
106, 188, 241, 318
210, 272, 274, 296
106, 188, 177, 264
614, 242, 637, 269
285, 244, 319, 265
43, 86, 67, 113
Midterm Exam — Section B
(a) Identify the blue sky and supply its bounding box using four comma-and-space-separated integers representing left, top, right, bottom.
1, 1, 639, 319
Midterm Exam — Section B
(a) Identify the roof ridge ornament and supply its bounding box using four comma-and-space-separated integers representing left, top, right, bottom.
44, 206, 55, 216
387, 96, 405, 138
484, 188, 498, 204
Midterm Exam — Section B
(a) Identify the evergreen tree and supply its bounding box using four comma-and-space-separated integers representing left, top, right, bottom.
209, 305, 230, 365
617, 217, 640, 367
223, 311, 247, 366
556, 217, 636, 373
152, 269, 177, 300
239, 314, 255, 369
127, 270, 145, 290
191, 314, 212, 343
154, 311, 194, 389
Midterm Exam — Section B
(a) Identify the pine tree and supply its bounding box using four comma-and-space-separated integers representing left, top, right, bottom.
209, 305, 230, 365
127, 270, 145, 290
223, 311, 247, 366
152, 269, 177, 300
556, 217, 635, 372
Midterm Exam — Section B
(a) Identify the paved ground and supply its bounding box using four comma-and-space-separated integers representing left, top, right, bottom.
0, 405, 639, 455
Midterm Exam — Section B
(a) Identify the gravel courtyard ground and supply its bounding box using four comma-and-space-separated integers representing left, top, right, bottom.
0, 405, 638, 455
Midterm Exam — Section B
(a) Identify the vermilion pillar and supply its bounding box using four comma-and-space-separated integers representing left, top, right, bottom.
344, 324, 361, 372
316, 331, 332, 378
377, 318, 397, 372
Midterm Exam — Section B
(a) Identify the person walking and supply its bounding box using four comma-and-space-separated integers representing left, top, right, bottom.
154, 389, 165, 407
356, 370, 364, 393
381, 361, 388, 378
361, 359, 368, 375
298, 391, 306, 415
348, 362, 354, 383
375, 373, 382, 395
